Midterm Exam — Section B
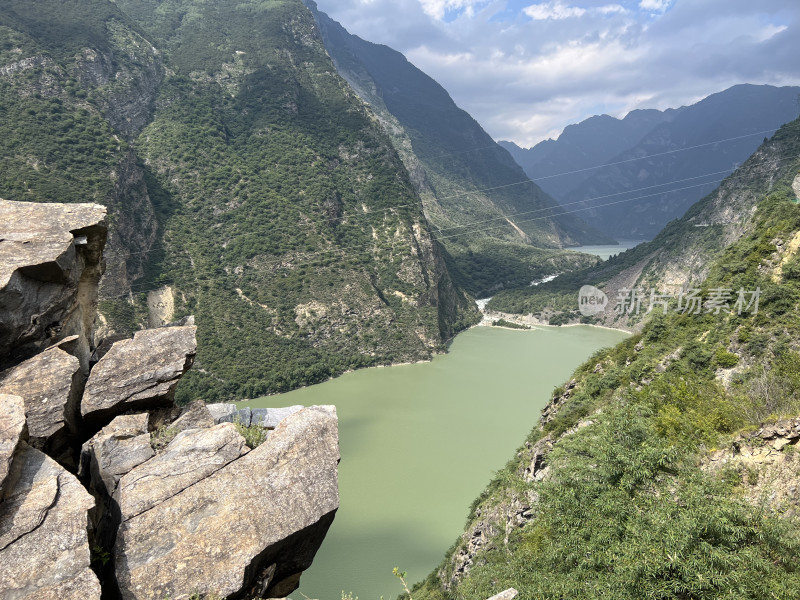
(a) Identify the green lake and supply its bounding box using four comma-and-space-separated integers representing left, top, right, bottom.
571, 239, 645, 261
242, 324, 628, 599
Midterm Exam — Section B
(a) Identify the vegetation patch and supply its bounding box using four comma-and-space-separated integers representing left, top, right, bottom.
491, 319, 530, 330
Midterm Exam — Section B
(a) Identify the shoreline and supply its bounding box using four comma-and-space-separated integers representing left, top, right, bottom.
474, 321, 630, 335
243, 309, 628, 402
477, 306, 630, 335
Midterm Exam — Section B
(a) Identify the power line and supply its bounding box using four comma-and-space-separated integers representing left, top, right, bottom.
530, 128, 780, 181
99, 124, 783, 262
102, 152, 783, 264
432, 128, 781, 200
435, 180, 725, 241
102, 152, 792, 262
98, 151, 798, 301
433, 169, 733, 233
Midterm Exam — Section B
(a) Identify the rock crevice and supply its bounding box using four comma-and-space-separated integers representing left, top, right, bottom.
0, 200, 340, 600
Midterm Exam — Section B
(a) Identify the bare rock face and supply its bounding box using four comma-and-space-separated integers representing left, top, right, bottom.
209, 403, 305, 429
208, 403, 252, 426
0, 200, 340, 600
0, 340, 82, 463
80, 413, 154, 498
704, 417, 800, 516
78, 412, 156, 579
0, 394, 25, 495
169, 398, 216, 433
487, 589, 518, 600
0, 200, 107, 370
0, 443, 101, 600
116, 423, 248, 520
81, 325, 197, 426
251, 405, 305, 429
115, 406, 339, 600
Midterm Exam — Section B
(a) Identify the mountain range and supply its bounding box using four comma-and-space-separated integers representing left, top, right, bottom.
0, 0, 616, 400
3, 1, 800, 597
502, 84, 800, 240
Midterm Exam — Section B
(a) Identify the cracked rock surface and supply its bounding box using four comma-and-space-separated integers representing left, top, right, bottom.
0, 200, 340, 600
0, 393, 25, 495
0, 340, 83, 463
0, 200, 107, 370
116, 422, 248, 520
80, 413, 154, 498
81, 325, 197, 425
0, 443, 101, 600
114, 406, 339, 600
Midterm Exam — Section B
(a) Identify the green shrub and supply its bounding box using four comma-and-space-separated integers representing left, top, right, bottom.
235, 421, 269, 449
714, 348, 740, 368
150, 425, 179, 450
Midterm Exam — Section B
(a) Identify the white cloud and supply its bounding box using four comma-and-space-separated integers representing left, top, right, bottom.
318, 0, 800, 146
755, 23, 788, 42
417, 0, 489, 20
523, 2, 628, 22
523, 1, 586, 20
598, 4, 627, 15
639, 0, 672, 12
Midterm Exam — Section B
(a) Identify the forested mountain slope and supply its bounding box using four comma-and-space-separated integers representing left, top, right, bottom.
304, 0, 608, 297
413, 116, 800, 600
0, 0, 163, 296
0, 0, 478, 401
490, 116, 800, 327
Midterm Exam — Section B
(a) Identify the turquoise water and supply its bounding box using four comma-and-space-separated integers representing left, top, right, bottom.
572, 239, 646, 261
242, 325, 628, 599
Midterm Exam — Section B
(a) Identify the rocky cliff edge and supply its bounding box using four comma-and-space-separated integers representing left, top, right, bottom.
0, 199, 339, 600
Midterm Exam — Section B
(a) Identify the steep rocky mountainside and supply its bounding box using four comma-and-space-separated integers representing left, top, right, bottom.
0, 0, 479, 400
0, 199, 338, 600
0, 0, 162, 297
412, 118, 800, 600
500, 108, 676, 201
489, 116, 800, 328
504, 84, 800, 240
303, 0, 607, 297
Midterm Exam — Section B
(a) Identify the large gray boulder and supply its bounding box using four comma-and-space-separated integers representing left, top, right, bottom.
0, 200, 107, 370
209, 403, 305, 429
206, 402, 239, 423
0, 340, 82, 463
80, 413, 154, 498
169, 398, 215, 433
116, 422, 248, 520
81, 325, 197, 425
0, 394, 25, 495
78, 413, 154, 552
251, 405, 304, 429
0, 443, 101, 599
114, 406, 339, 600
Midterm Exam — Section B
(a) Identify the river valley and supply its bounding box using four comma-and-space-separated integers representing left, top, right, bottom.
243, 324, 628, 599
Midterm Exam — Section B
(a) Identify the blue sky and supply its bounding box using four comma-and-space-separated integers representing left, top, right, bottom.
315, 0, 800, 146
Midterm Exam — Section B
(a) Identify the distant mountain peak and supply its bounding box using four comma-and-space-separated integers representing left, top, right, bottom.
504, 84, 800, 239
